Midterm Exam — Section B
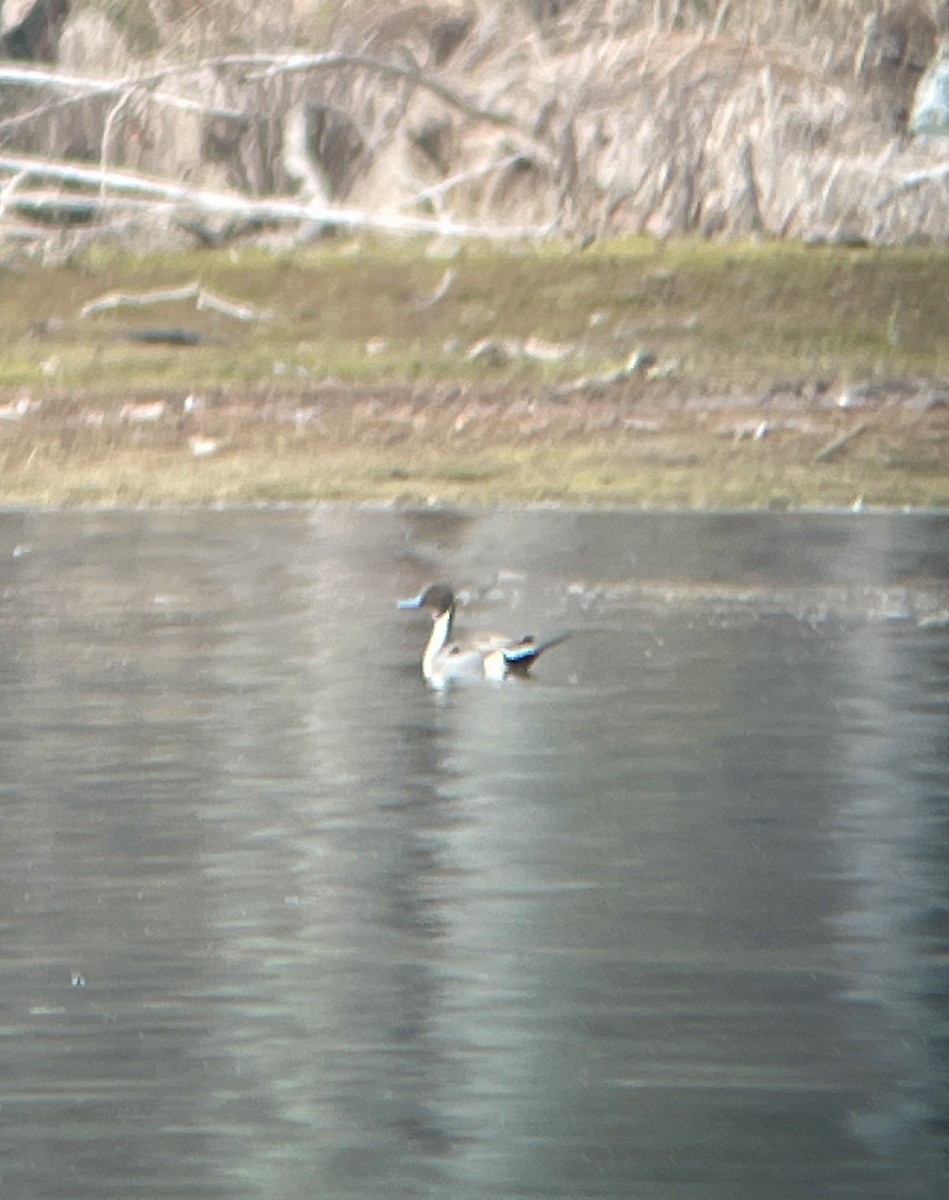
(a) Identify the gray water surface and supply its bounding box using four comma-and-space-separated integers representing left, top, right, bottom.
1, 508, 947, 1200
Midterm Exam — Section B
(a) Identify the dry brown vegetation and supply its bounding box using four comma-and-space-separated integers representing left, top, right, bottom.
2, 1, 949, 252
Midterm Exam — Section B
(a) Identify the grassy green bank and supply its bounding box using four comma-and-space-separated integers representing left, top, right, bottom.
1, 238, 947, 507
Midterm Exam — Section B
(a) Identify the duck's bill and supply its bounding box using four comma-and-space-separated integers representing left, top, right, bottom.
397, 594, 424, 609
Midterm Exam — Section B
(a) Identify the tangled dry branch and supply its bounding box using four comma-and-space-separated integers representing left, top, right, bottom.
0, 8, 948, 250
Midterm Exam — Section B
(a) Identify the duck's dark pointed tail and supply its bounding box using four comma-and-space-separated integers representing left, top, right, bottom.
502, 629, 571, 670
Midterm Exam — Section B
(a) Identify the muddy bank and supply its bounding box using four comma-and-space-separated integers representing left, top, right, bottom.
2, 377, 946, 509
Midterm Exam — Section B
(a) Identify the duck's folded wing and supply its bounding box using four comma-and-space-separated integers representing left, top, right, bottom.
502, 630, 571, 664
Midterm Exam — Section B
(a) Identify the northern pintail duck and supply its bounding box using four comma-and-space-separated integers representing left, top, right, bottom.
398, 583, 569, 688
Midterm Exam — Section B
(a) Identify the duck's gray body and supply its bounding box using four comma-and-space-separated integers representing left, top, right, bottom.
398, 583, 569, 688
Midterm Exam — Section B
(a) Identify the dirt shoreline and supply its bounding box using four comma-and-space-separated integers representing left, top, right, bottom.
2, 375, 946, 509
1, 243, 947, 509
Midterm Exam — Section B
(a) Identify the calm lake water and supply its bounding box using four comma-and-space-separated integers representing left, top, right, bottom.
1, 507, 947, 1200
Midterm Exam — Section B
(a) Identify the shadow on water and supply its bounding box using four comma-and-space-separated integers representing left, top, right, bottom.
0, 508, 947, 1200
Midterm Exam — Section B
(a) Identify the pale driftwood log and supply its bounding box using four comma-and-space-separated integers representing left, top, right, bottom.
79, 282, 266, 322
0, 153, 553, 240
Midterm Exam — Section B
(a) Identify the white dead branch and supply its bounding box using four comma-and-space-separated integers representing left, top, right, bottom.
0, 52, 539, 236
0, 167, 29, 218
0, 52, 517, 131
0, 63, 246, 135
878, 161, 949, 206
79, 281, 266, 322
413, 267, 456, 311
282, 104, 331, 206
0, 24, 946, 245
398, 153, 524, 212
0, 153, 552, 240
244, 52, 518, 126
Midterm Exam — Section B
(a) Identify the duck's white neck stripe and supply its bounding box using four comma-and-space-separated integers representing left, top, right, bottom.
422, 608, 453, 679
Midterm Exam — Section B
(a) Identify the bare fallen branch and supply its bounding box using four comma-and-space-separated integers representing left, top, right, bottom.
282, 104, 330, 206
0, 63, 246, 135
195, 291, 264, 321
0, 168, 29, 218
814, 422, 868, 462
0, 50, 518, 133
0, 92, 242, 139
246, 51, 518, 127
877, 162, 949, 207
0, 64, 123, 93
397, 153, 525, 212
413, 267, 456, 310
0, 153, 552, 240
79, 281, 267, 321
